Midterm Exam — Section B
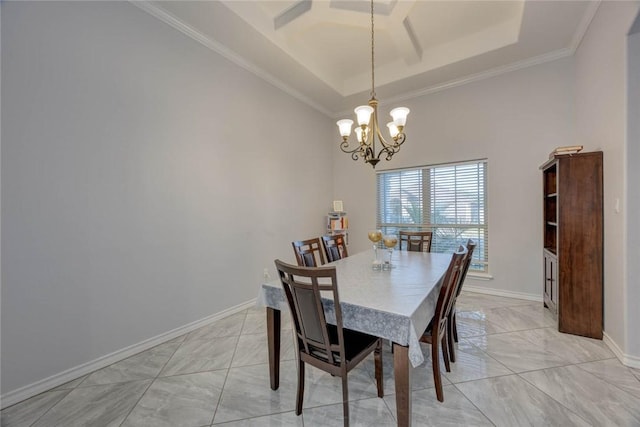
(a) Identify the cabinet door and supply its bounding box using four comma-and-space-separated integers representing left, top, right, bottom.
543, 251, 558, 315
550, 256, 558, 307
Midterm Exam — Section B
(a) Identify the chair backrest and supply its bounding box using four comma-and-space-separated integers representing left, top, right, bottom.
456, 239, 477, 297
274, 259, 345, 366
432, 246, 468, 333
399, 231, 433, 252
292, 238, 326, 267
322, 234, 349, 263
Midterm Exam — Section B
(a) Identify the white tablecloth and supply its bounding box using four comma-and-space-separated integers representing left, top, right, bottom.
257, 250, 451, 367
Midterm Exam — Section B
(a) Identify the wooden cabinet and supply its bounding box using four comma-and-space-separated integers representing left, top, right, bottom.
540, 151, 603, 339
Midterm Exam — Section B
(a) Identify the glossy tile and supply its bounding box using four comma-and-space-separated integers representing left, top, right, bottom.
122, 371, 226, 427
520, 365, 640, 426
384, 385, 493, 426
160, 336, 238, 376
456, 375, 589, 426
361, 343, 451, 396
11, 291, 636, 427
518, 327, 614, 364
577, 358, 640, 399
82, 340, 181, 386
454, 310, 507, 338
302, 397, 396, 427
212, 411, 303, 426
301, 363, 380, 408
31, 380, 151, 427
186, 312, 246, 341
455, 292, 532, 311
483, 303, 556, 332
241, 309, 292, 336
0, 390, 69, 427
231, 331, 296, 368
467, 331, 571, 373
213, 361, 298, 424
442, 339, 513, 383
50, 375, 88, 391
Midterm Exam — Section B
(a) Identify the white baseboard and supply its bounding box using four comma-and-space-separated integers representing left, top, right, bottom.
1, 299, 257, 409
603, 332, 640, 369
463, 284, 543, 302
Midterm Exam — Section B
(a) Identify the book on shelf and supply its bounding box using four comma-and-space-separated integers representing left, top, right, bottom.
329, 216, 348, 231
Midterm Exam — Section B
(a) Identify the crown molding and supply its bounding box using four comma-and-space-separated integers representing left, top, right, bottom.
570, 1, 601, 52
335, 47, 574, 118
130, 1, 334, 117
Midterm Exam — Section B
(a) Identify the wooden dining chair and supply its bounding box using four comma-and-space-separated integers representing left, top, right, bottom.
274, 259, 383, 426
419, 245, 467, 402
322, 234, 349, 262
292, 238, 326, 267
448, 239, 477, 362
398, 231, 433, 252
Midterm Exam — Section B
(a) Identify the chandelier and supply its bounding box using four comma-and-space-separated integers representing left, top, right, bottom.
336, 0, 410, 169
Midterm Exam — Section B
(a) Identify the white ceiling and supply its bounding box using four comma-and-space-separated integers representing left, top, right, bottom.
138, 1, 598, 116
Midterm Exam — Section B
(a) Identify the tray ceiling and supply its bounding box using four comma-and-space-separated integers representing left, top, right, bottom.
139, 1, 598, 116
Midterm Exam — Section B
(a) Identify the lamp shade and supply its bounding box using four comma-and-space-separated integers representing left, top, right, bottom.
390, 107, 410, 127
387, 122, 399, 139
336, 119, 353, 137
355, 126, 364, 143
354, 105, 374, 126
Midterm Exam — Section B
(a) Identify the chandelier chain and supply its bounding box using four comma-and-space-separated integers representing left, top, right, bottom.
336, 0, 408, 168
370, 0, 375, 99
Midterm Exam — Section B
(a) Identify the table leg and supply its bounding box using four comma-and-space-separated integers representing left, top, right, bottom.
393, 342, 412, 427
266, 307, 281, 390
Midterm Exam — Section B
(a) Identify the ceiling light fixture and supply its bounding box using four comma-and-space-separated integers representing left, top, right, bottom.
336, 0, 410, 169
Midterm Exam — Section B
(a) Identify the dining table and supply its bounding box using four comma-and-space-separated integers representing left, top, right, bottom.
257, 249, 452, 427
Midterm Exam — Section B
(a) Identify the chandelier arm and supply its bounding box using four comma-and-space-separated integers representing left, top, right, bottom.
370, 103, 405, 150
340, 139, 366, 161
374, 145, 400, 162
373, 120, 393, 147
376, 127, 407, 149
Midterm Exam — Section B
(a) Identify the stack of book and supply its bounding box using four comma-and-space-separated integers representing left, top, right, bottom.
549, 145, 583, 158
328, 213, 348, 231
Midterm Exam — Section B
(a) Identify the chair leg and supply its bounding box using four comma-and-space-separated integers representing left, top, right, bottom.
453, 310, 459, 343
374, 340, 384, 398
447, 312, 456, 363
442, 329, 451, 373
431, 334, 444, 402
296, 359, 305, 415
341, 375, 350, 427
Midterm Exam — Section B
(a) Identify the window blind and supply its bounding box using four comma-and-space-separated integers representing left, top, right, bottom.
376, 160, 488, 273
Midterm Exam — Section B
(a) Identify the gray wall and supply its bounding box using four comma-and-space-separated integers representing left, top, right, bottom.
333, 57, 575, 299
1, 1, 333, 396
573, 0, 640, 363
627, 24, 640, 360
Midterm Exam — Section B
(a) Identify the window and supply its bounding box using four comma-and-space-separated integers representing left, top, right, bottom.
376, 160, 488, 273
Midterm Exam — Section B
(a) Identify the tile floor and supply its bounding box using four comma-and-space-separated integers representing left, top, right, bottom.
3, 291, 640, 427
